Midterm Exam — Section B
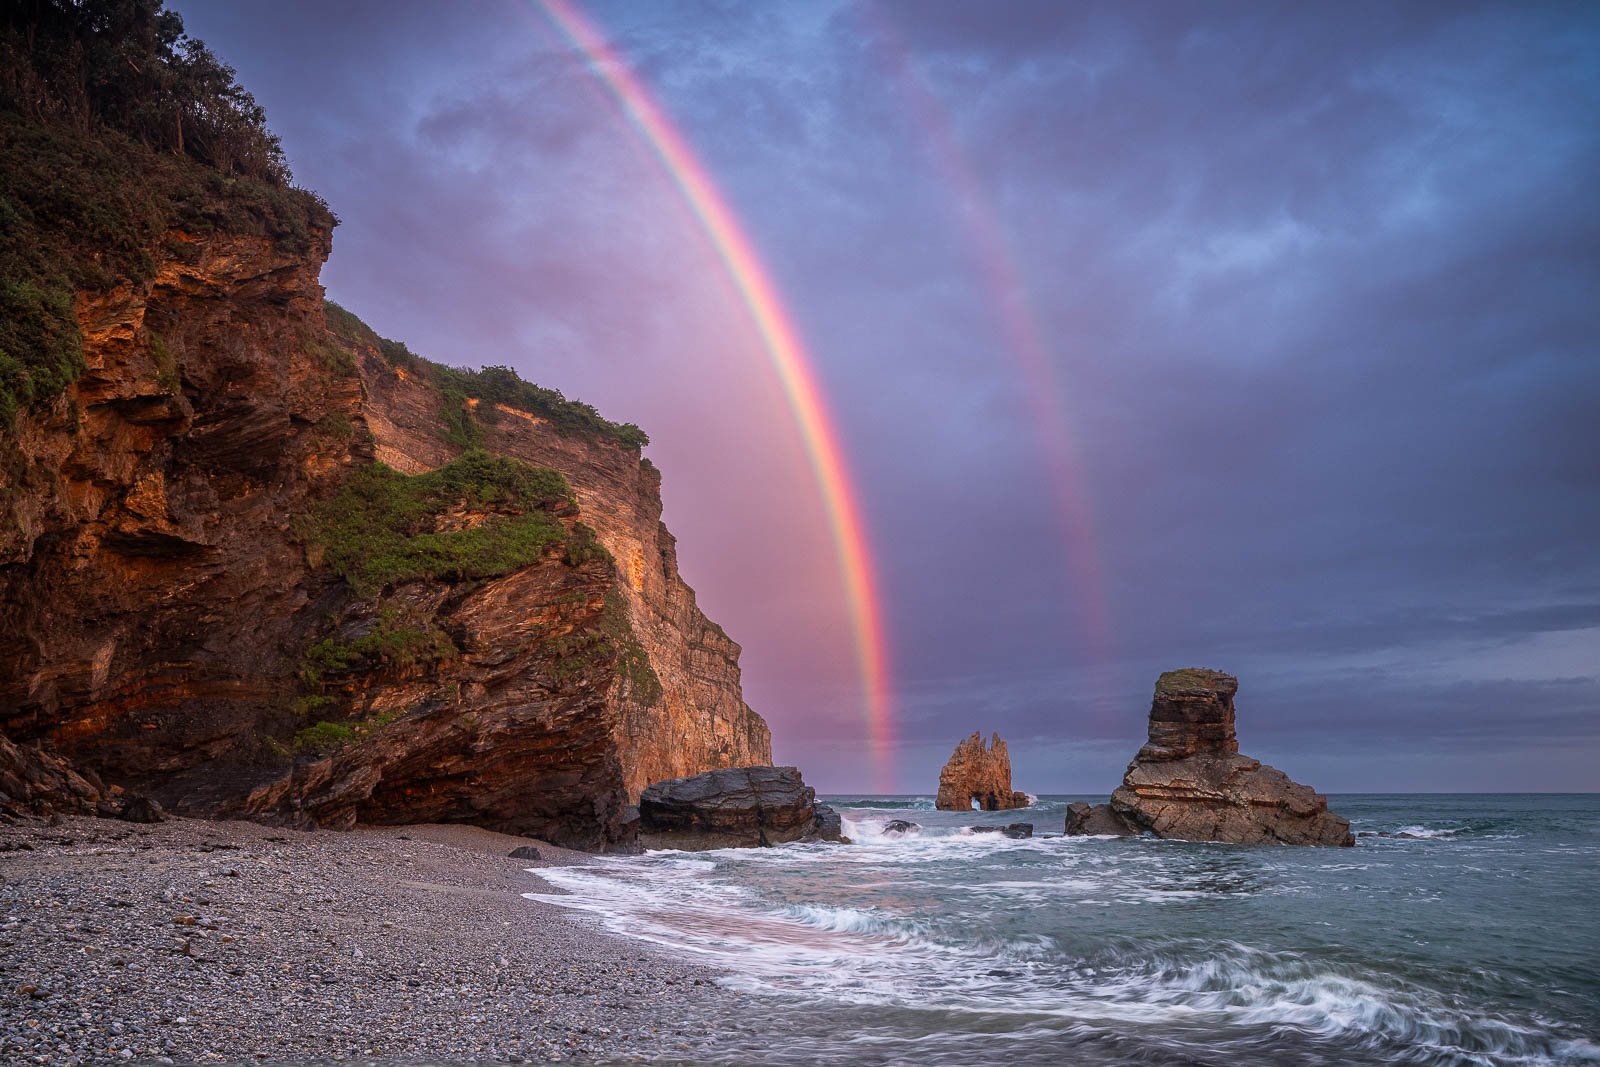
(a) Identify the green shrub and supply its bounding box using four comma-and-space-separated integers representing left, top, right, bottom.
602, 590, 664, 705
562, 522, 611, 566
305, 335, 354, 376
305, 609, 457, 674
323, 300, 379, 350
149, 333, 179, 393
297, 450, 573, 596
546, 589, 662, 705
313, 413, 354, 441
293, 720, 354, 754
320, 302, 648, 450
0, 0, 335, 427
292, 693, 337, 718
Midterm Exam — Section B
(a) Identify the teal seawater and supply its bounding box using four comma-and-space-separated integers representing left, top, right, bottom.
533, 794, 1600, 1065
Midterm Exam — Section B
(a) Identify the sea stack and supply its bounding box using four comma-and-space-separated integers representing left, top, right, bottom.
935, 732, 1030, 811
1066, 669, 1353, 846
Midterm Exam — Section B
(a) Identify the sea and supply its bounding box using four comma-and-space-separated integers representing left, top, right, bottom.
530, 794, 1600, 1066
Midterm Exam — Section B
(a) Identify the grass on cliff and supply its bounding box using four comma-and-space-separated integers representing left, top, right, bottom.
547, 589, 664, 705
321, 301, 650, 452
301, 607, 458, 684
297, 450, 575, 597
293, 705, 406, 756
0, 2, 334, 426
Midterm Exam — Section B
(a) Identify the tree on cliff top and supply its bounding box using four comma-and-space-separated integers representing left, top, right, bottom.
0, 0, 333, 426
1, 0, 290, 183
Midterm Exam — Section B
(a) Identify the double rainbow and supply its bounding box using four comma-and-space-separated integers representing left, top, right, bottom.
537, 0, 895, 781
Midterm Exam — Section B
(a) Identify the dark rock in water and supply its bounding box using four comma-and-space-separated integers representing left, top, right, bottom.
1065, 802, 1137, 837
1067, 669, 1354, 848
881, 819, 920, 837
936, 732, 1031, 811
813, 803, 844, 842
637, 766, 843, 850
971, 822, 1033, 839
507, 845, 542, 860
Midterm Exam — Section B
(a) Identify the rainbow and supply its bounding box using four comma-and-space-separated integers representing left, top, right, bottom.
865, 15, 1113, 666
535, 0, 895, 783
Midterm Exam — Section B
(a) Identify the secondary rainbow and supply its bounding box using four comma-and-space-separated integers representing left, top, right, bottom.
866, 14, 1113, 666
536, 0, 895, 779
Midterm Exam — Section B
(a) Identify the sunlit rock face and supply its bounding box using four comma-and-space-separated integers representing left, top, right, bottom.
1067, 670, 1353, 847
0, 227, 768, 849
935, 732, 1031, 812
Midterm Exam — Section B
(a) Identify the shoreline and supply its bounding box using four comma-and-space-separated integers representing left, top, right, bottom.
0, 815, 734, 1064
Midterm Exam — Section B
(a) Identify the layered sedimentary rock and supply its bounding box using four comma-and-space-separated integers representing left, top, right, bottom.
935, 732, 1030, 811
1064, 801, 1136, 837
356, 351, 770, 801
0, 226, 769, 849
1066, 669, 1353, 847
636, 766, 843, 850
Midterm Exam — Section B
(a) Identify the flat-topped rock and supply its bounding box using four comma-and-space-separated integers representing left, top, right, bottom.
637, 766, 843, 850
935, 732, 1030, 811
1140, 668, 1240, 761
1067, 670, 1353, 847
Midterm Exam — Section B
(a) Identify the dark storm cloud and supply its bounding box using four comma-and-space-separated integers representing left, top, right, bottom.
174, 0, 1600, 791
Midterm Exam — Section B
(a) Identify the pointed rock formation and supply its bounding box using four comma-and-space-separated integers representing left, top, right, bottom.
935, 732, 1030, 811
1066, 669, 1353, 846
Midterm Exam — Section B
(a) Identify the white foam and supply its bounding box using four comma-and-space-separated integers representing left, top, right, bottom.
527, 835, 1579, 1065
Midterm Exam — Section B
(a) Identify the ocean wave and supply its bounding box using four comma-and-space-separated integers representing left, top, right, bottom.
828, 796, 937, 810
776, 903, 927, 940
1390, 824, 1460, 839
529, 813, 1594, 1066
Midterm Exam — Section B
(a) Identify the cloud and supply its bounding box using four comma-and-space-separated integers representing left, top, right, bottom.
173, 0, 1600, 790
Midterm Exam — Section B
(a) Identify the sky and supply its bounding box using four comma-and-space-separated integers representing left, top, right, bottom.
174, 0, 1600, 794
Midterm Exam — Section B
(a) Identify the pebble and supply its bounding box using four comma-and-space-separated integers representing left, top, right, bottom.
0, 815, 732, 1064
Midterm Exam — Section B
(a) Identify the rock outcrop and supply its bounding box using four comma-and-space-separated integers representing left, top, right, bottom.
0, 176, 768, 851
971, 822, 1033, 839
1067, 670, 1353, 847
935, 732, 1030, 811
1064, 802, 1136, 837
636, 766, 843, 850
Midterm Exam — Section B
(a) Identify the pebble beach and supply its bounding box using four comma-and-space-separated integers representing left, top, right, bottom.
0, 817, 733, 1065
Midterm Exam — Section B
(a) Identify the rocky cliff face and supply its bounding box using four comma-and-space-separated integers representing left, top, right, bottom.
0, 226, 769, 847
935, 731, 1030, 811
352, 353, 770, 801
1066, 670, 1352, 847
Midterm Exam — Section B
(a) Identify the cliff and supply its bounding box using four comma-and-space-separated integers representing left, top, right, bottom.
934, 731, 1030, 811
1066, 669, 1353, 847
0, 10, 769, 846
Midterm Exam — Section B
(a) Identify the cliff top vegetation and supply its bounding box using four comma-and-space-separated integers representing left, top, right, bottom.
0, 0, 334, 425
324, 301, 650, 451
